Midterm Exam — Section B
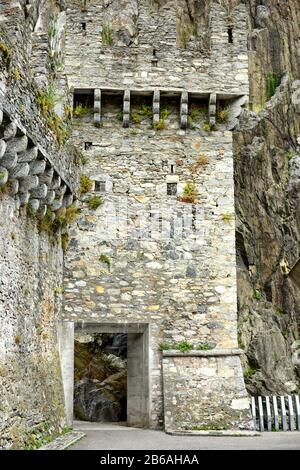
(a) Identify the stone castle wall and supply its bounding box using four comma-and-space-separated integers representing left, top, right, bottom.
63, 0, 252, 430
0, 0, 77, 449
0, 194, 66, 449
65, 0, 249, 94
64, 113, 240, 426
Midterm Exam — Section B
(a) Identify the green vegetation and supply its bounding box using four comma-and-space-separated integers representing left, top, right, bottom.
237, 330, 245, 350
244, 366, 257, 381
61, 233, 70, 252
55, 285, 66, 294
23, 422, 71, 450
116, 111, 123, 122
130, 104, 153, 124
154, 106, 170, 130
102, 22, 113, 46
0, 42, 11, 66
74, 149, 87, 166
221, 213, 233, 223
54, 206, 81, 231
159, 342, 170, 351
253, 289, 262, 301
80, 175, 93, 194
203, 122, 212, 132
37, 84, 56, 115
180, 182, 198, 204
87, 195, 104, 210
217, 107, 229, 123
26, 203, 36, 219
37, 85, 68, 145
174, 341, 193, 353
197, 343, 213, 351
11, 67, 21, 81
73, 103, 94, 118
100, 254, 111, 269
192, 154, 208, 172
48, 15, 58, 39
190, 424, 227, 431
267, 72, 278, 100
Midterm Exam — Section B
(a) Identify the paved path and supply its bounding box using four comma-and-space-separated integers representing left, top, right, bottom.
70, 421, 300, 450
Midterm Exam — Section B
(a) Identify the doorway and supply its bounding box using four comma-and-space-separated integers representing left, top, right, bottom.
59, 322, 150, 428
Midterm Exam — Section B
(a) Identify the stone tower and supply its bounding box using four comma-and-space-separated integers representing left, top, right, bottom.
62, 0, 252, 431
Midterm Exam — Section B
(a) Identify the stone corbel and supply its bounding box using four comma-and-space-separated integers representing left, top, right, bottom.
153, 90, 160, 127
0, 107, 74, 213
180, 91, 188, 129
123, 90, 130, 128
94, 88, 102, 128
209, 93, 217, 129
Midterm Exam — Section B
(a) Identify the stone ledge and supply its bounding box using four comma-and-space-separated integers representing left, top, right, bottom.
166, 430, 261, 437
162, 348, 244, 357
38, 431, 85, 450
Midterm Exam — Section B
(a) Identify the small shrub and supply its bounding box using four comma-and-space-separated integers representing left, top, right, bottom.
38, 208, 54, 235
87, 196, 104, 210
253, 289, 262, 301
180, 182, 198, 204
37, 85, 56, 116
175, 341, 193, 353
0, 42, 11, 65
189, 106, 201, 124
217, 107, 229, 123
102, 22, 113, 46
154, 106, 170, 130
159, 342, 170, 351
244, 366, 257, 381
55, 285, 66, 294
12, 67, 21, 81
64, 104, 73, 120
100, 254, 111, 269
74, 149, 87, 165
80, 175, 93, 194
154, 119, 165, 130
73, 103, 93, 118
26, 203, 37, 219
197, 343, 213, 351
116, 111, 123, 122
54, 205, 81, 230
192, 154, 208, 172
267, 72, 278, 100
61, 233, 69, 252
203, 122, 212, 132
221, 213, 233, 223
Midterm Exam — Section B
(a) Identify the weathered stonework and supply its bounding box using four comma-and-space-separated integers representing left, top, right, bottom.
63, 0, 252, 430
2, 0, 299, 448
0, 0, 77, 449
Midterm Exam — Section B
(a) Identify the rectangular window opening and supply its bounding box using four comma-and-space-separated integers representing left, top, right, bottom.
228, 27, 233, 44
94, 181, 106, 193
167, 183, 177, 196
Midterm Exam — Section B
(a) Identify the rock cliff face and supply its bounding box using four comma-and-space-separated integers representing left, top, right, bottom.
74, 334, 127, 422
234, 0, 300, 394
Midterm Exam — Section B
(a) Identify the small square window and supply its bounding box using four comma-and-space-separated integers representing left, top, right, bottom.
167, 183, 177, 196
94, 181, 106, 192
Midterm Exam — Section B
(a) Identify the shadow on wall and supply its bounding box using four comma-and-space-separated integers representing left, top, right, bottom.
74, 333, 127, 422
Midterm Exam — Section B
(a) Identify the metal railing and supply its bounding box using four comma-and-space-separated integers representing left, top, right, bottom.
251, 395, 300, 431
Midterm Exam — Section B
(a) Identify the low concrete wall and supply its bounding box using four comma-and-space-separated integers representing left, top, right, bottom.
162, 350, 252, 432
58, 321, 75, 428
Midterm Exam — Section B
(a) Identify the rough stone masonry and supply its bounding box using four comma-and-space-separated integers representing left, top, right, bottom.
63, 0, 252, 431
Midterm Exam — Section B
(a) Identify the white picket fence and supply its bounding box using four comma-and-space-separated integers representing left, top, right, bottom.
251, 396, 300, 431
